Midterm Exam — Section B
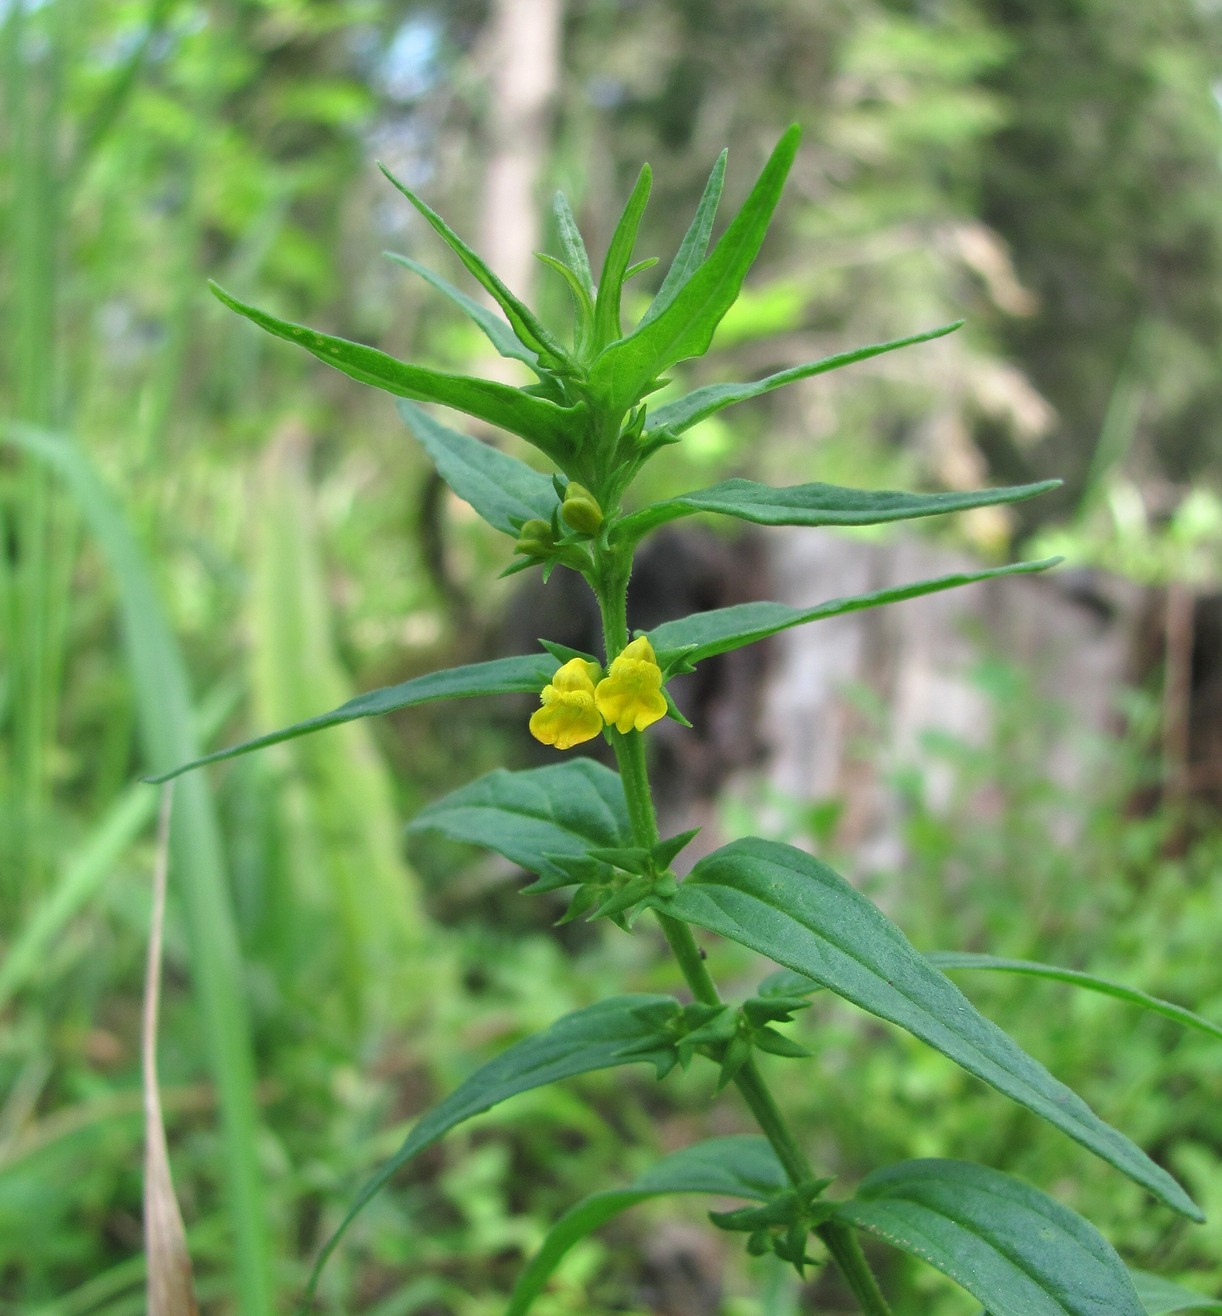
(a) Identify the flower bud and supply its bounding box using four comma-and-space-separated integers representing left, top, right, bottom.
561, 483, 604, 535
514, 518, 555, 558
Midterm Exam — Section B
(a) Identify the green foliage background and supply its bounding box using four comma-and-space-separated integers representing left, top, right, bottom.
1, 1, 1220, 1312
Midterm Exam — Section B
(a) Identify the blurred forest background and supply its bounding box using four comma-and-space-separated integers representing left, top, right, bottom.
2, 0, 1222, 1313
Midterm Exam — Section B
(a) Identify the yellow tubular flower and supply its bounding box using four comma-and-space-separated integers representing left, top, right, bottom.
595, 636, 668, 734
529, 658, 605, 750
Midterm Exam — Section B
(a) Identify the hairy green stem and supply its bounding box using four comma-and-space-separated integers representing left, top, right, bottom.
593, 551, 890, 1312
818, 1223, 894, 1316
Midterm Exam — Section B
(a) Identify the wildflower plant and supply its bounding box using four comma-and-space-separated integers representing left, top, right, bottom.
155, 126, 1214, 1313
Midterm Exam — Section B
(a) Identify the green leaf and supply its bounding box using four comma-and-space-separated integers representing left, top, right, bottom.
930, 953, 1222, 1043
640, 149, 727, 327
551, 192, 596, 300
643, 321, 962, 437
589, 124, 801, 413
649, 559, 1059, 666
209, 283, 584, 460
396, 401, 555, 535
383, 251, 541, 368
505, 1136, 785, 1316
593, 164, 653, 352
1129, 1271, 1222, 1314
377, 163, 574, 369
301, 995, 680, 1305
833, 1159, 1146, 1316
536, 253, 596, 358
620, 475, 1057, 540
144, 653, 555, 783
653, 839, 1200, 1219
407, 760, 631, 884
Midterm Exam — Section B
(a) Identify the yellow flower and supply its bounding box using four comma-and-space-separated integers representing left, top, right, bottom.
529, 658, 605, 750
595, 636, 668, 734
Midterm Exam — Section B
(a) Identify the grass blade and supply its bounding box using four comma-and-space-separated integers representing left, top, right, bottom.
2, 423, 275, 1314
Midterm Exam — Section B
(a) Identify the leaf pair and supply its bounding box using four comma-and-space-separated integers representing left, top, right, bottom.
511, 1145, 1167, 1316
210, 125, 799, 478
411, 764, 1200, 1222
146, 547, 1057, 785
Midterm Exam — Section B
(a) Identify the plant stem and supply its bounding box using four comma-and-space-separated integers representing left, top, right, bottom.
818, 1223, 894, 1316
593, 555, 892, 1312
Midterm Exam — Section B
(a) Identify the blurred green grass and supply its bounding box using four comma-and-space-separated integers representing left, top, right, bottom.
1, 3, 1220, 1313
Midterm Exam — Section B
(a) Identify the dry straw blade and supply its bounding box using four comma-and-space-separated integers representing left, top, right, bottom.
143, 786, 199, 1316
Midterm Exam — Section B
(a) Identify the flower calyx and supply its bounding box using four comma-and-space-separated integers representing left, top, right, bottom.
678, 996, 812, 1091
709, 1178, 836, 1278
507, 510, 593, 581
549, 828, 698, 930
621, 984, 812, 1088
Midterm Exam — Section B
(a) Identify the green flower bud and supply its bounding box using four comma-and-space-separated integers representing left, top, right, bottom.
514, 518, 555, 558
561, 483, 604, 535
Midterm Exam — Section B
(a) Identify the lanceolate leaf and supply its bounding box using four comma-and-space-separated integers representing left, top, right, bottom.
397, 401, 555, 535
552, 192, 596, 300
640, 149, 727, 328
833, 1159, 1145, 1316
619, 476, 1058, 540
383, 252, 541, 368
649, 559, 1059, 666
145, 654, 555, 783
651, 839, 1200, 1219
930, 953, 1222, 1043
209, 283, 584, 459
377, 163, 574, 369
301, 996, 680, 1304
408, 760, 630, 884
1129, 1270, 1222, 1314
589, 125, 801, 414
506, 1137, 785, 1316
644, 320, 963, 438
593, 164, 653, 352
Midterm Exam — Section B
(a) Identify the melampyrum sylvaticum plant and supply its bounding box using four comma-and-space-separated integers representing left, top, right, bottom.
154, 125, 1217, 1315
